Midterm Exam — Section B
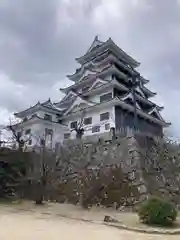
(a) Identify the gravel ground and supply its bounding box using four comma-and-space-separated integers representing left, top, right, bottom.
0, 202, 179, 240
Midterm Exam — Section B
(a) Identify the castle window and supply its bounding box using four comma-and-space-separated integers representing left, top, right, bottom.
105, 123, 110, 130
84, 117, 92, 125
70, 121, 77, 129
40, 139, 45, 146
64, 133, 70, 139
45, 128, 53, 135
100, 112, 109, 121
100, 92, 112, 102
92, 126, 100, 133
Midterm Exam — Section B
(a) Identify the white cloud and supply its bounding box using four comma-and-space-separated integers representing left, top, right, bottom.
0, 108, 11, 125
92, 0, 124, 26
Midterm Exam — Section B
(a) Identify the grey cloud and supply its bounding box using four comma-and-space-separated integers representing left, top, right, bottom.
124, 0, 180, 87
0, 0, 101, 113
96, 0, 180, 88
0, 0, 180, 137
0, 0, 64, 83
0, 0, 101, 85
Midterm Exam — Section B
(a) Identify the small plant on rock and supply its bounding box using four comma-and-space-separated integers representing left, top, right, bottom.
138, 196, 177, 227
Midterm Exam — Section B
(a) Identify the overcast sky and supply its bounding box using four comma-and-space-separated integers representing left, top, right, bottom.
0, 0, 180, 137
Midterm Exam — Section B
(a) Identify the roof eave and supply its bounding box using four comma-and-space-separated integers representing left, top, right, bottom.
114, 98, 169, 127
14, 104, 40, 118
76, 39, 140, 68
66, 74, 79, 81
14, 115, 68, 128
60, 88, 68, 93
136, 94, 162, 109
75, 46, 106, 64
149, 92, 157, 97
145, 90, 157, 98
83, 80, 126, 97
157, 106, 164, 111
163, 122, 171, 127
108, 39, 140, 68
14, 103, 62, 119
86, 36, 104, 53
67, 67, 97, 82
141, 85, 156, 97
60, 74, 96, 93
98, 64, 129, 82
140, 77, 149, 84
61, 97, 168, 127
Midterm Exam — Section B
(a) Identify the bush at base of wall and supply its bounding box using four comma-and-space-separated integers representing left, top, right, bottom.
138, 196, 177, 227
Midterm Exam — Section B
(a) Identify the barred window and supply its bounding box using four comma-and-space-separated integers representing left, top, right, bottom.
45, 128, 53, 135
105, 123, 110, 130
70, 121, 77, 129
92, 126, 100, 133
100, 92, 112, 102
84, 117, 92, 125
100, 112, 109, 121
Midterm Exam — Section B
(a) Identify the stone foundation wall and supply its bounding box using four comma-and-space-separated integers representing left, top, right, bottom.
55, 134, 180, 206
54, 134, 149, 205
135, 135, 180, 205
3, 134, 180, 207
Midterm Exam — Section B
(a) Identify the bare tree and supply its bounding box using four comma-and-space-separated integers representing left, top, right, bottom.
70, 111, 86, 139
30, 139, 94, 205
6, 118, 32, 152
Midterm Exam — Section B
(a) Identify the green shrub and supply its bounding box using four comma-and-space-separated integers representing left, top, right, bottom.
138, 196, 177, 226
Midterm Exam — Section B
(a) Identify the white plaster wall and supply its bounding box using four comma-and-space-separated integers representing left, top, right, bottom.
83, 106, 115, 137
16, 120, 68, 148
16, 122, 42, 147
63, 105, 115, 140
35, 122, 68, 147
51, 124, 68, 145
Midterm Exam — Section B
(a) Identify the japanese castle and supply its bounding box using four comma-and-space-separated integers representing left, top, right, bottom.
13, 36, 170, 148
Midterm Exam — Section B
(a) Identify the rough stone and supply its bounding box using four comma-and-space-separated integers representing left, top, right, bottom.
27, 134, 180, 206
138, 184, 147, 194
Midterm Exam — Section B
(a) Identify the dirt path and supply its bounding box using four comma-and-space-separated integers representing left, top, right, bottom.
0, 208, 179, 240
